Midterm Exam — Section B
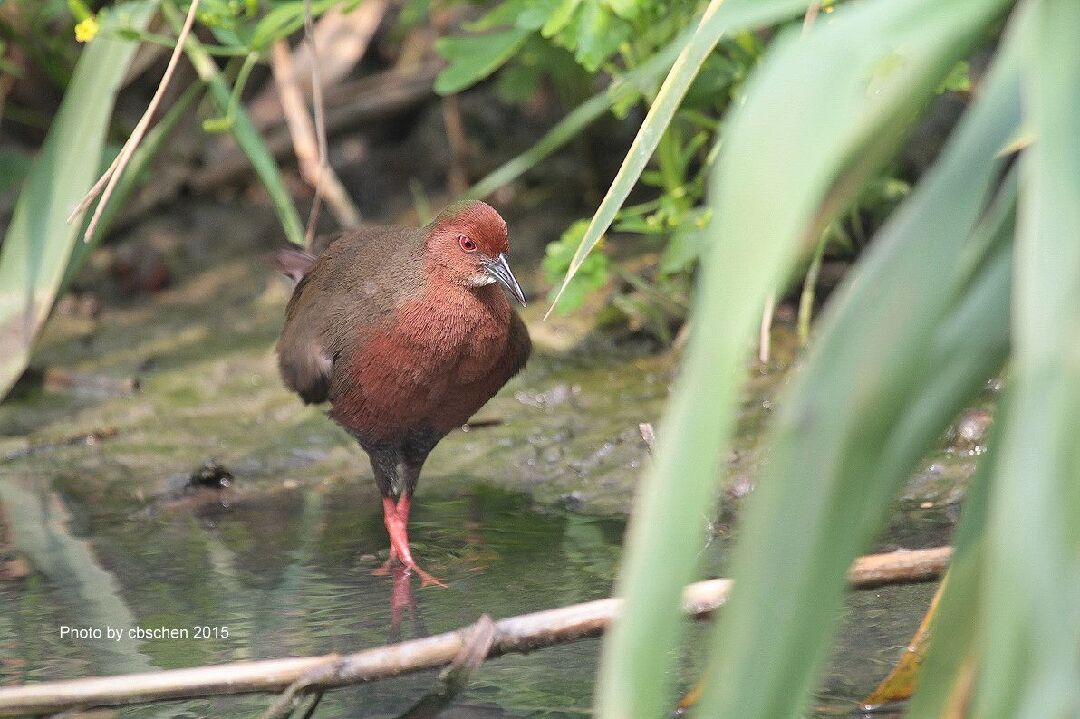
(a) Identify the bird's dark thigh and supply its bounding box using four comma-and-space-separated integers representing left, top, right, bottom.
362, 427, 442, 498
365, 444, 402, 498
403, 426, 441, 466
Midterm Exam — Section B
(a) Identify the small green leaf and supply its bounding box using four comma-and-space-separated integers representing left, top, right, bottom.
542, 220, 610, 312
516, 0, 566, 31
435, 27, 532, 95
606, 0, 644, 20
937, 60, 972, 93
541, 0, 581, 38
467, 0, 562, 32
567, 3, 630, 71
659, 211, 711, 274
249, 0, 333, 50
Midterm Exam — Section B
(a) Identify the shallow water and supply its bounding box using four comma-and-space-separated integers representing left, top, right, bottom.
0, 471, 949, 718
0, 480, 622, 717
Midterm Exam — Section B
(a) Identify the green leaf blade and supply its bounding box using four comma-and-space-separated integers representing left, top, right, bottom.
975, 2, 1080, 716
596, 0, 1014, 717
0, 0, 159, 400
435, 27, 532, 95
546, 0, 815, 317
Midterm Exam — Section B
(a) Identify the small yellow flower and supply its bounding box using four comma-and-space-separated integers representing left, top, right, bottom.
74, 16, 99, 43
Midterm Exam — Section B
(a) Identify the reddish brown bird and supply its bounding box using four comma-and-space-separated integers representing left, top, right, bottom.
273, 201, 530, 586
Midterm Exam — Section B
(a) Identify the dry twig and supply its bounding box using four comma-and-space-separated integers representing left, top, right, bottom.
259, 660, 343, 719
0, 546, 950, 717
639, 422, 656, 454
68, 0, 200, 243
194, 64, 441, 190
861, 576, 945, 708
442, 93, 470, 195
394, 615, 497, 719
758, 293, 776, 364
271, 40, 360, 234
301, 0, 327, 248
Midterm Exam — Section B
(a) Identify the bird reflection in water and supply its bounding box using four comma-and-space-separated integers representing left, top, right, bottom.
387, 564, 427, 644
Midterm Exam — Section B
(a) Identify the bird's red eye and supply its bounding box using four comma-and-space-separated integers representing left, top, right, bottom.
459, 235, 477, 253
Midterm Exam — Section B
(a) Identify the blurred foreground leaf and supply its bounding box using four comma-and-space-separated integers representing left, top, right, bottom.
0, 1, 157, 400
975, 2, 1080, 715
597, 0, 1013, 716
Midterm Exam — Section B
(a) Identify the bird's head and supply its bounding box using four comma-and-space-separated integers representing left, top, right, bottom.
425, 200, 526, 306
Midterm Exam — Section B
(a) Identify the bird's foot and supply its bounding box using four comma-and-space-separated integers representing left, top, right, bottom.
406, 562, 447, 588
377, 495, 447, 586
371, 546, 400, 576
373, 558, 446, 587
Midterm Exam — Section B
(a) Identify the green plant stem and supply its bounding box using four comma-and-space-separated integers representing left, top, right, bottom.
207, 50, 259, 131
161, 0, 304, 245
116, 28, 252, 56
797, 232, 827, 344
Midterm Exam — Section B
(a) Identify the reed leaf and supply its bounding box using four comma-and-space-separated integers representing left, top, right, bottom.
975, 1, 1080, 715
694, 5, 1018, 712
596, 0, 1014, 716
544, 0, 813, 316
0, 1, 158, 400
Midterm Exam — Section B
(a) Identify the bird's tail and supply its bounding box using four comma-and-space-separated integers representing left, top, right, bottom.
269, 247, 316, 284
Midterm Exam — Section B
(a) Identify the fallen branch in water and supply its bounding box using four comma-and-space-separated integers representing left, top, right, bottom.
393, 614, 497, 719
0, 546, 951, 717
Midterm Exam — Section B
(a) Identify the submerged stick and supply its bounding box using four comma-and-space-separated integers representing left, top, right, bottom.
0, 547, 950, 717
393, 615, 497, 719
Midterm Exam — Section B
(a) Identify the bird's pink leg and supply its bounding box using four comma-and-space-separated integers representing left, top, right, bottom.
373, 496, 446, 587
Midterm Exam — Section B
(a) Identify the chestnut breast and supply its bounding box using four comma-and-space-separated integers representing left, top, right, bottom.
329, 281, 522, 443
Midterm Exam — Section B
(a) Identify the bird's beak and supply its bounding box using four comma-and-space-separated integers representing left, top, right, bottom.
485, 253, 527, 307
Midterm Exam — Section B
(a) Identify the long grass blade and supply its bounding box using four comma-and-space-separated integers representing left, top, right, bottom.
544, 0, 814, 317
975, 2, 1080, 715
693, 4, 1018, 714
596, 0, 1013, 716
0, 1, 158, 400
